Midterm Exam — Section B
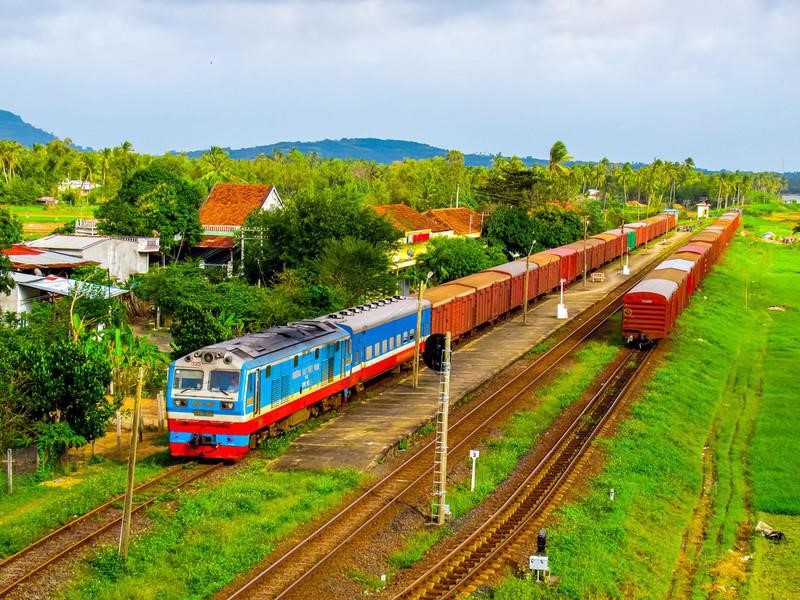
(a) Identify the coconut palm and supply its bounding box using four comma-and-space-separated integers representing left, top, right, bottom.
548, 140, 573, 176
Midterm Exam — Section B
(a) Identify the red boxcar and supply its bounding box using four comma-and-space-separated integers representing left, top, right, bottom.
654, 258, 698, 297
424, 283, 476, 340
531, 253, 561, 294
488, 260, 539, 309
626, 222, 649, 247
542, 247, 578, 283
676, 244, 710, 278
451, 271, 512, 326
592, 233, 620, 263
585, 238, 607, 271
622, 278, 681, 341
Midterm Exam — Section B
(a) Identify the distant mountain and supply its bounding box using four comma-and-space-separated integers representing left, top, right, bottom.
0, 110, 58, 146
181, 137, 549, 167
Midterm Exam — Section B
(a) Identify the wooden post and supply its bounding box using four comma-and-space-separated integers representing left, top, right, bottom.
157, 391, 165, 432
523, 254, 531, 325
116, 412, 122, 451
119, 367, 143, 557
5, 448, 12, 495
412, 279, 427, 389
522, 239, 535, 325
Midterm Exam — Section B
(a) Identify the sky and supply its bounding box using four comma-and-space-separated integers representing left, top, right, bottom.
1, 0, 798, 171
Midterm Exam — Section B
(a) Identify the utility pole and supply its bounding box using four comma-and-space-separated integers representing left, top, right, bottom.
455, 184, 460, 208
432, 332, 452, 525
119, 367, 143, 557
582, 217, 589, 289
4, 448, 12, 495
522, 239, 536, 325
239, 230, 245, 276
412, 273, 431, 389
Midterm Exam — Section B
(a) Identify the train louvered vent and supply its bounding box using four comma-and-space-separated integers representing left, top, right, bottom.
280, 375, 290, 398
271, 379, 282, 403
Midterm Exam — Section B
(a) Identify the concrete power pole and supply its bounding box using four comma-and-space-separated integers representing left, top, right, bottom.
583, 217, 589, 289
432, 332, 452, 525
522, 239, 536, 325
119, 367, 143, 557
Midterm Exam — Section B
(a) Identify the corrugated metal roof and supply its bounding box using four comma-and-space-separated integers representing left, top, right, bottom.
543, 247, 576, 257
656, 259, 695, 273
679, 244, 709, 255
27, 235, 109, 251
321, 296, 421, 333
628, 278, 679, 299
11, 272, 128, 298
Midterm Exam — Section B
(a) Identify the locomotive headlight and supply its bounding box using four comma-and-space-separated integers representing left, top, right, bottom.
221, 401, 234, 410
174, 399, 188, 407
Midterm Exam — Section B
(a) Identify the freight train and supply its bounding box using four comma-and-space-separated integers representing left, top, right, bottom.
622, 211, 740, 347
168, 213, 677, 459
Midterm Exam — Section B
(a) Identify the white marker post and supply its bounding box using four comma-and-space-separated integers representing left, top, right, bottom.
469, 449, 480, 492
622, 252, 630, 276
557, 278, 568, 319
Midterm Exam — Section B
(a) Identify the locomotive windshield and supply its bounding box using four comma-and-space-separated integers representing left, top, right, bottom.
173, 368, 203, 391
209, 370, 240, 394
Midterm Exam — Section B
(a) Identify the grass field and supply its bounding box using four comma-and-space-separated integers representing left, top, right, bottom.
493, 225, 800, 599
1, 203, 97, 239
63, 462, 363, 600
0, 454, 169, 557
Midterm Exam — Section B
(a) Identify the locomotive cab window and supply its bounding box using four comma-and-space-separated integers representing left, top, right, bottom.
209, 370, 240, 394
403, 331, 408, 343
173, 368, 203, 391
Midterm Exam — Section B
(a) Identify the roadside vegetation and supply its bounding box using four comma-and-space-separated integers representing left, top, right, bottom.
62, 463, 363, 600
493, 220, 799, 599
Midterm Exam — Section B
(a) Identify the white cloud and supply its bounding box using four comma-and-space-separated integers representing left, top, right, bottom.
0, 0, 797, 170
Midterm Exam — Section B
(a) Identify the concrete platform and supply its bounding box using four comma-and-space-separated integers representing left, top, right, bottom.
274, 234, 690, 471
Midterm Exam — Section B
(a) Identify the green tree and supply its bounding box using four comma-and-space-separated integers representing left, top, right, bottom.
316, 237, 397, 306
242, 187, 399, 284
529, 204, 583, 248
548, 140, 573, 176
415, 236, 506, 284
170, 302, 227, 357
97, 164, 204, 260
0, 208, 23, 294
483, 205, 537, 257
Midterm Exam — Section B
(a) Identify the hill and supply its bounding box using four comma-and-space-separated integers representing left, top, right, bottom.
0, 110, 58, 146
182, 137, 549, 167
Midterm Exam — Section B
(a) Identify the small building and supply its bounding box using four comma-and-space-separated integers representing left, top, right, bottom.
697, 201, 711, 220
781, 193, 800, 204
1, 272, 128, 314
373, 204, 453, 270
425, 207, 484, 238
26, 235, 154, 281
37, 196, 58, 207
195, 183, 282, 266
58, 180, 100, 196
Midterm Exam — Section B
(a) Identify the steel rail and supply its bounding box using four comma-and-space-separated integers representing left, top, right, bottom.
0, 462, 224, 598
0, 462, 189, 572
397, 347, 654, 599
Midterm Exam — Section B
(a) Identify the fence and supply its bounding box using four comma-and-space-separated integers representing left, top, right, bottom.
3, 445, 39, 495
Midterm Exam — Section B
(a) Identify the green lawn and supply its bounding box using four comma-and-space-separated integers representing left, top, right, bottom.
63, 462, 363, 600
0, 454, 169, 557
493, 228, 800, 599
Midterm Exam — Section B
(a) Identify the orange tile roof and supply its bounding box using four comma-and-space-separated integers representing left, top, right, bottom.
425, 208, 484, 236
195, 235, 236, 249
199, 183, 274, 227
372, 204, 448, 233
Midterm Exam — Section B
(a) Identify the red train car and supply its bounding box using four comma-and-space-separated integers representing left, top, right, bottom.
531, 253, 561, 294
451, 271, 512, 326
622, 278, 681, 342
591, 233, 621, 263
424, 283, 476, 340
488, 260, 539, 308
542, 247, 578, 283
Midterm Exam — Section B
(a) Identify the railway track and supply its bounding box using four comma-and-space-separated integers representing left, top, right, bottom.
394, 346, 655, 600
0, 461, 224, 599
221, 237, 684, 600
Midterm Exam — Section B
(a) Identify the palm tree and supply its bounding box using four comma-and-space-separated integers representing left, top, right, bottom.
548, 140, 573, 176
618, 162, 634, 203
0, 140, 23, 182
100, 148, 112, 186
201, 146, 233, 182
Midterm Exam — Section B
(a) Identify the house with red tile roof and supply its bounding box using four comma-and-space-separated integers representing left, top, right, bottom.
372, 204, 453, 270
425, 207, 484, 238
199, 183, 282, 231
195, 183, 282, 260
